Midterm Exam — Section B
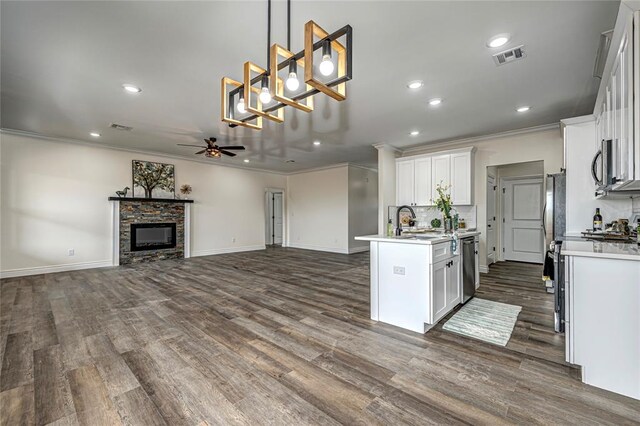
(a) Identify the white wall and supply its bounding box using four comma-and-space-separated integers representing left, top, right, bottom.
398, 127, 564, 272
0, 133, 286, 276
287, 166, 350, 253
348, 165, 378, 253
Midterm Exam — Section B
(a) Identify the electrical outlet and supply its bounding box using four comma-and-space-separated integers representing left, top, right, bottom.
393, 266, 405, 275
68, 249, 75, 256
232, 237, 236, 243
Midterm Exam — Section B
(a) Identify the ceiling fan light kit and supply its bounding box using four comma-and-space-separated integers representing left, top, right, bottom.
221, 0, 352, 130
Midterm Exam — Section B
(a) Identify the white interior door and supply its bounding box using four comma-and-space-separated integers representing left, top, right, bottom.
503, 177, 544, 263
273, 193, 283, 245
486, 175, 497, 265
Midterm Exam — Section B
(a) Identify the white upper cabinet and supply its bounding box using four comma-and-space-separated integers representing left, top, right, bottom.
396, 160, 415, 206
593, 7, 640, 191
450, 152, 472, 205
414, 157, 433, 205
395, 147, 474, 206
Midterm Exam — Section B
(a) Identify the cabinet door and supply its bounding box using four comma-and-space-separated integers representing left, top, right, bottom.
396, 160, 415, 206
446, 256, 461, 307
450, 152, 472, 205
414, 157, 432, 206
431, 154, 451, 194
430, 260, 447, 324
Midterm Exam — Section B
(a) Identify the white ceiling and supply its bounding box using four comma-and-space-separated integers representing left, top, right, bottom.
1, 1, 618, 172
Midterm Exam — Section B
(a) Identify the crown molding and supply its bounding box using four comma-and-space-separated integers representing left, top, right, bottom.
0, 128, 288, 176
373, 143, 401, 152
400, 123, 560, 156
285, 162, 377, 176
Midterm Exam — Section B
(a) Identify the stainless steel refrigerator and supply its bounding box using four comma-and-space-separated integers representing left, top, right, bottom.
545, 172, 567, 333
544, 173, 566, 248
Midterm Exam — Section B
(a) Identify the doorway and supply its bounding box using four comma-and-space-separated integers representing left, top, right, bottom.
265, 189, 284, 246
502, 176, 544, 263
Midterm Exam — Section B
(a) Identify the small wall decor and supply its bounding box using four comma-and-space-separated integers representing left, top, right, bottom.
115, 186, 130, 198
132, 160, 175, 199
180, 184, 192, 199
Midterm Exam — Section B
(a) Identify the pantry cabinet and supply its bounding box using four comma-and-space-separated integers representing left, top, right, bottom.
396, 147, 474, 206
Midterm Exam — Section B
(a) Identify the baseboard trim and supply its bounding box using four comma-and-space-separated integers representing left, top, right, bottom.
191, 245, 266, 257
348, 246, 370, 254
0, 260, 113, 279
288, 243, 349, 254
479, 265, 489, 273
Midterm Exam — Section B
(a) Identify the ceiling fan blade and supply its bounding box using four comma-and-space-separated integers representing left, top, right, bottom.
195, 149, 207, 155
219, 149, 237, 157
178, 144, 208, 148
218, 145, 245, 150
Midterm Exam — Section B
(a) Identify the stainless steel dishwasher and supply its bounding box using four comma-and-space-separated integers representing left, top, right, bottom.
462, 237, 476, 303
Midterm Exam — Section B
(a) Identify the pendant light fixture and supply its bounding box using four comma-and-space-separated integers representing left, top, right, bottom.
220, 0, 353, 130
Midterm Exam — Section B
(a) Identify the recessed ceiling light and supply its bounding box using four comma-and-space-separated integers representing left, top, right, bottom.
487, 34, 510, 48
122, 84, 141, 93
516, 106, 531, 113
313, 140, 321, 146
428, 98, 442, 106
89, 132, 101, 137
410, 130, 420, 136
407, 80, 423, 89
243, 159, 250, 163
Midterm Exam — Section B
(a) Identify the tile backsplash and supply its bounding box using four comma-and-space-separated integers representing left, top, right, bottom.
388, 205, 477, 230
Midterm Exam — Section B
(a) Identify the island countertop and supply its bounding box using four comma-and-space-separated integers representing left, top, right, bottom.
561, 240, 640, 261
355, 231, 481, 245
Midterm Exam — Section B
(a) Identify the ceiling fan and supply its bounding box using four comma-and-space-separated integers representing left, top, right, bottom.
177, 137, 245, 158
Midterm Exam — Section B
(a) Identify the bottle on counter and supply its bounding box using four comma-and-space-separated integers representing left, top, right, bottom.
593, 208, 603, 232
387, 219, 394, 237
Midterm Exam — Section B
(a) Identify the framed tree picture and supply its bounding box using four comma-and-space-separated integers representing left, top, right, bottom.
132, 160, 175, 198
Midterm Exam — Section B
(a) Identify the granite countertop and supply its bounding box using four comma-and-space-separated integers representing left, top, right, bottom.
355, 231, 481, 245
561, 240, 640, 261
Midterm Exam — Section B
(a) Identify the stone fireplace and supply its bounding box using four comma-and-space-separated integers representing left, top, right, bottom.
109, 197, 192, 265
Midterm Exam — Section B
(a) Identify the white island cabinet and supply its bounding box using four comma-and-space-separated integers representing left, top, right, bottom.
562, 241, 640, 400
355, 232, 479, 334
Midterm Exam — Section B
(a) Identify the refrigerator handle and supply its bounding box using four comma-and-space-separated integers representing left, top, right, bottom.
542, 202, 547, 233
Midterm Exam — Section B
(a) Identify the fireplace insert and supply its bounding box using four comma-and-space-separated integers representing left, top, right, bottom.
130, 223, 176, 251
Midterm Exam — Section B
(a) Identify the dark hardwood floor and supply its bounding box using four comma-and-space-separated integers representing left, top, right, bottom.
1, 248, 639, 425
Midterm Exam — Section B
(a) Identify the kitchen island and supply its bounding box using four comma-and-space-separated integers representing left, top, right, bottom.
355, 231, 480, 333
561, 240, 640, 400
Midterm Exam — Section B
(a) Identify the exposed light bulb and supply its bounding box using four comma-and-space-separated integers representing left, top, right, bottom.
319, 40, 334, 76
237, 96, 246, 113
259, 86, 272, 104
286, 72, 299, 91
319, 54, 334, 76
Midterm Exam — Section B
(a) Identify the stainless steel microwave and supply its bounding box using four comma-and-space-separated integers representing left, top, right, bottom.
591, 139, 614, 190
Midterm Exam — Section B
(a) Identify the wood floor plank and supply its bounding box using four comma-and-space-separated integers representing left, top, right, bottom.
113, 386, 167, 426
33, 345, 75, 425
67, 365, 121, 425
1, 331, 33, 391
0, 383, 34, 425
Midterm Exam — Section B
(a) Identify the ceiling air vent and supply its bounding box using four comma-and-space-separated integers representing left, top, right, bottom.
492, 45, 526, 66
109, 123, 133, 131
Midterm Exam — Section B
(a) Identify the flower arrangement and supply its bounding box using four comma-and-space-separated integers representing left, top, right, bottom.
432, 183, 452, 218
180, 184, 192, 197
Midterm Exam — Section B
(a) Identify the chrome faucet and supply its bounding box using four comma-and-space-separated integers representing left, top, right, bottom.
395, 205, 416, 236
